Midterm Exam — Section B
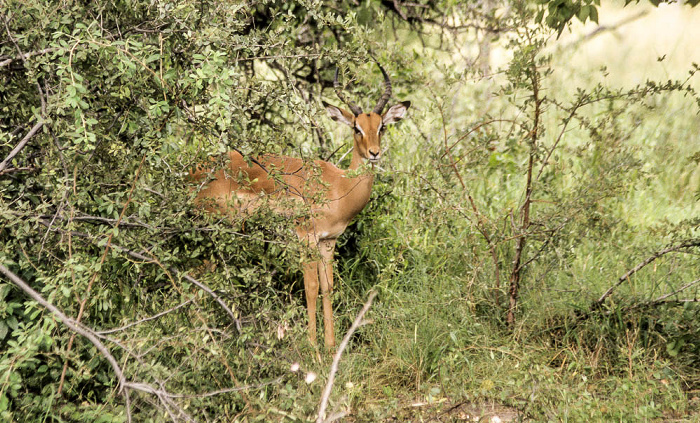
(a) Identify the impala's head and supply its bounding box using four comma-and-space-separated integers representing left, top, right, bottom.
323, 64, 410, 165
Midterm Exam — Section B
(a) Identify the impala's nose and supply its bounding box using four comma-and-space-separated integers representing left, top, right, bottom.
368, 147, 380, 162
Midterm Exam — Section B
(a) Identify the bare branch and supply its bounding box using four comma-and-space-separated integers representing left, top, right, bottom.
96, 299, 195, 335
317, 290, 377, 423
652, 278, 700, 304
654, 298, 700, 305
595, 239, 700, 307
37, 213, 163, 230
36, 219, 242, 331
0, 47, 57, 68
0, 120, 45, 173
0, 166, 36, 176
561, 11, 649, 52
0, 263, 133, 422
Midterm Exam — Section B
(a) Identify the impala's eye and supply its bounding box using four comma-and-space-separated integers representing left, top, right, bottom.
354, 126, 362, 135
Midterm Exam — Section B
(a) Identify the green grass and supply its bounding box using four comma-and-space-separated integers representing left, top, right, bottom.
291, 7, 700, 421
3, 4, 698, 422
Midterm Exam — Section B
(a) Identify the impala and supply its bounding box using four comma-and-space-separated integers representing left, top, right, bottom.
191, 64, 410, 349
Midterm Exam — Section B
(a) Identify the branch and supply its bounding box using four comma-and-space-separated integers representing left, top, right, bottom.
0, 47, 57, 68
317, 290, 377, 423
561, 11, 649, 51
0, 120, 45, 173
37, 219, 242, 331
652, 298, 700, 305
0, 263, 262, 421
0, 263, 133, 423
652, 278, 700, 304
0, 166, 36, 176
112, 243, 242, 332
37, 213, 164, 231
96, 299, 195, 335
154, 376, 284, 399
595, 239, 700, 307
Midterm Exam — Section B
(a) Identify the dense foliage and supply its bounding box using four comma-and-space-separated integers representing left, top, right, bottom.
1, 0, 699, 421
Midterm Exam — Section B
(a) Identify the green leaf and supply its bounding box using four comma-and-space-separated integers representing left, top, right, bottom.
589, 5, 599, 23
578, 5, 590, 23
6, 316, 18, 330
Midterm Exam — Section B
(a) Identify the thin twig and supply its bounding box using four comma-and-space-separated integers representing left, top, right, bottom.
561, 10, 649, 51
317, 290, 377, 423
652, 278, 700, 304
159, 376, 284, 398
595, 239, 700, 307
113, 244, 242, 332
37, 213, 163, 230
96, 299, 195, 335
324, 142, 346, 162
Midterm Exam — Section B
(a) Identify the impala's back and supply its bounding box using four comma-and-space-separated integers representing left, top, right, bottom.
190, 151, 344, 218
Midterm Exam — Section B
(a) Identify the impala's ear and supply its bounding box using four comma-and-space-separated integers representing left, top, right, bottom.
382, 101, 411, 125
323, 101, 354, 127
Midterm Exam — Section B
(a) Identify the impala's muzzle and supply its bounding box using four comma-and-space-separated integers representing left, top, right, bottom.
368, 148, 381, 163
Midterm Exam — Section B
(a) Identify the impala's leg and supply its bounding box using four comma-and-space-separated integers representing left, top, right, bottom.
302, 260, 320, 346
318, 238, 337, 349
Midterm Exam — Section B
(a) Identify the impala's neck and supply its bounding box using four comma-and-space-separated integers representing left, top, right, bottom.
349, 151, 364, 171
340, 140, 375, 214
348, 140, 373, 172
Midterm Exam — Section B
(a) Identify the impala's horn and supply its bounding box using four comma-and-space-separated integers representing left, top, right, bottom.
334, 68, 363, 116
372, 61, 392, 115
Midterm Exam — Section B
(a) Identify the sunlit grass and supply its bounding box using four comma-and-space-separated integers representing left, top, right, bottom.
323, 4, 700, 421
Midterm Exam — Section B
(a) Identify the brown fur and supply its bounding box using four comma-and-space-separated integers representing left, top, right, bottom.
191, 100, 410, 349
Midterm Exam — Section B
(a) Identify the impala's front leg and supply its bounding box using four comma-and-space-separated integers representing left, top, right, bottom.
302, 260, 320, 346
318, 238, 337, 349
